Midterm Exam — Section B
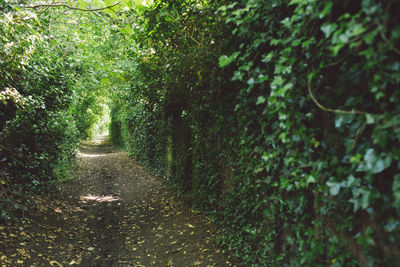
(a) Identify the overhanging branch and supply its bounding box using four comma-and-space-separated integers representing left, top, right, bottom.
307, 74, 370, 115
22, 1, 120, 12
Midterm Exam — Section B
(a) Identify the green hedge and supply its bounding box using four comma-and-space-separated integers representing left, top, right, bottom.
0, 18, 79, 192
0, 9, 106, 220
112, 0, 400, 265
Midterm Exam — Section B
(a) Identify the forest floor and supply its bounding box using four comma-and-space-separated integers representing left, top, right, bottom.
0, 135, 231, 266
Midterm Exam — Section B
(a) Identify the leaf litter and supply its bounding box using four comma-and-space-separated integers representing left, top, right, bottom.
0, 136, 232, 266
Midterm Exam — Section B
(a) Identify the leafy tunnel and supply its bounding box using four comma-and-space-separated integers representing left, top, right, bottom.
1, 0, 400, 265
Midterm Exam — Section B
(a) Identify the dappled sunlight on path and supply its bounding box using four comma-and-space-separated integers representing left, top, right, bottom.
80, 194, 121, 203
0, 135, 231, 266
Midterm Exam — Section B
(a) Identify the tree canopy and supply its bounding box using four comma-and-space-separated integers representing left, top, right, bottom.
1, 0, 400, 265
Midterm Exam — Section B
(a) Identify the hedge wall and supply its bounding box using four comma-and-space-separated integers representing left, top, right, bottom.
111, 0, 400, 265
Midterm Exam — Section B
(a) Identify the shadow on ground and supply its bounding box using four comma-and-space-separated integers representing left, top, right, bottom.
0, 135, 231, 266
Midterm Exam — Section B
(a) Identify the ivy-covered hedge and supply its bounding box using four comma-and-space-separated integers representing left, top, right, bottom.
112, 0, 400, 265
214, 0, 400, 265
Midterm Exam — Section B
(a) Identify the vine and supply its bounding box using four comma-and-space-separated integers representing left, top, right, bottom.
111, 0, 400, 265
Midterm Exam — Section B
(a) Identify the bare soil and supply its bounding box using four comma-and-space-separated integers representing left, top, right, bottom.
0, 135, 231, 267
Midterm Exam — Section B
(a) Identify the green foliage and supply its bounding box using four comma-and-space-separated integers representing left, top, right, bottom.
212, 0, 400, 264
111, 0, 400, 265
0, 11, 78, 189
2, 0, 399, 264
109, 54, 169, 176
0, 5, 111, 220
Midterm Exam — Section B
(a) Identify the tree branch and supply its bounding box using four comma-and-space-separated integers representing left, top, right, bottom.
307, 75, 369, 115
380, 30, 400, 55
22, 1, 120, 12
21, 6, 50, 21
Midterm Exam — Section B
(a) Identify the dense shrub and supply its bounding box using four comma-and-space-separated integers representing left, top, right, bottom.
0, 7, 107, 220
0, 16, 78, 186
111, 0, 400, 265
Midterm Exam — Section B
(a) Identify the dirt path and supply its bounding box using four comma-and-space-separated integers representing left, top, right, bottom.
0, 136, 231, 266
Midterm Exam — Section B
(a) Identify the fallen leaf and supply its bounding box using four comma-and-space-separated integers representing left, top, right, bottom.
49, 260, 62, 266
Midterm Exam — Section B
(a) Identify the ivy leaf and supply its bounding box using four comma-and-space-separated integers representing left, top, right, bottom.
393, 191, 400, 207
306, 175, 316, 185
393, 174, 400, 207
365, 113, 375, 124
319, 2, 333, 18
218, 55, 231, 67
327, 181, 341, 196
218, 52, 239, 67
247, 78, 255, 85
349, 197, 360, 212
360, 189, 371, 209
345, 175, 359, 187
256, 96, 266, 105
321, 23, 337, 38
231, 71, 244, 81
357, 149, 391, 174
335, 114, 354, 128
